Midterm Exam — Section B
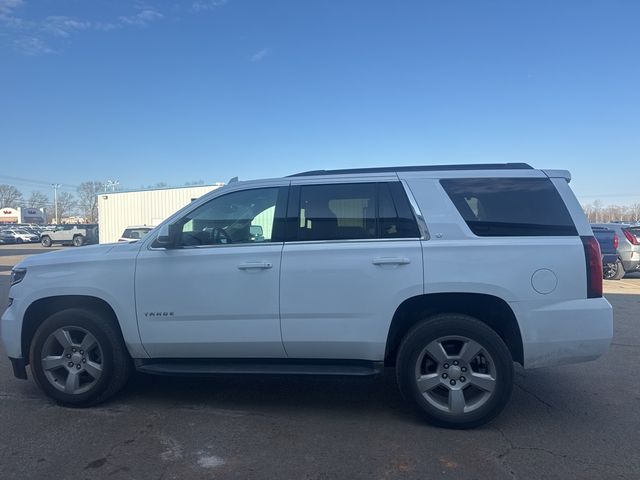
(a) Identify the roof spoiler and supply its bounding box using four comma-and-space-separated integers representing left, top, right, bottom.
542, 169, 571, 183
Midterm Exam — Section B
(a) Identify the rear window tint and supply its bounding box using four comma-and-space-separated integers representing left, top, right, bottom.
440, 178, 578, 236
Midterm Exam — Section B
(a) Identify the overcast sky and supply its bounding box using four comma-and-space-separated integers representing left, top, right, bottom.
1, 0, 639, 204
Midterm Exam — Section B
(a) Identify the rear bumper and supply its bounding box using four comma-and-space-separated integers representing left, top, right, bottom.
511, 297, 613, 369
621, 259, 640, 272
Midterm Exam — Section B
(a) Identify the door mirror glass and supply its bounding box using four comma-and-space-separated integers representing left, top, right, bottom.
153, 223, 180, 248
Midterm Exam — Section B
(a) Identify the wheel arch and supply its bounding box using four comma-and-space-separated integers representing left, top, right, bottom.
21, 295, 125, 364
385, 292, 524, 366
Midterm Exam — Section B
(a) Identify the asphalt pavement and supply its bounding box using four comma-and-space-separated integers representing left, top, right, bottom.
0, 243, 638, 479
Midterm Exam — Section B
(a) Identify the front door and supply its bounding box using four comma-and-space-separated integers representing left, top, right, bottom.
135, 185, 289, 358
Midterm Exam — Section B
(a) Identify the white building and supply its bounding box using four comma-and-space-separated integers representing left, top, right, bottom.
97, 184, 223, 243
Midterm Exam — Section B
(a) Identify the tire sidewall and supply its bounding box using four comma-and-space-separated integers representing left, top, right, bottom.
29, 309, 116, 406
41, 236, 51, 247
73, 235, 84, 247
613, 260, 625, 280
397, 314, 514, 429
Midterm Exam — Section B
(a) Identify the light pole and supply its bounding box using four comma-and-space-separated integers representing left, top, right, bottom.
105, 180, 119, 192
51, 183, 60, 224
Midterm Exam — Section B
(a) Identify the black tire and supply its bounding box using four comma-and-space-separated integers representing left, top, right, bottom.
604, 260, 625, 280
16, 237, 23, 244
72, 235, 84, 247
41, 236, 52, 247
29, 308, 132, 407
396, 313, 514, 429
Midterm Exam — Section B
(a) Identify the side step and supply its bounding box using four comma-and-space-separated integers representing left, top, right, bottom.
135, 359, 383, 377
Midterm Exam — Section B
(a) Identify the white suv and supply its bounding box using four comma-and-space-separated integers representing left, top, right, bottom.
1, 164, 613, 428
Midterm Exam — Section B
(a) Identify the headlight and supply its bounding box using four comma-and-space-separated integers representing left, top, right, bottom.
10, 268, 27, 286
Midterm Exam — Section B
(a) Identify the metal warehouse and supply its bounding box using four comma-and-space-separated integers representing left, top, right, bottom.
97, 184, 223, 243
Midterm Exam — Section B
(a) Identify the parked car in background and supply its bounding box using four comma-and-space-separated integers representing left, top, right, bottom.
21, 227, 41, 239
592, 223, 640, 278
0, 229, 39, 244
0, 231, 17, 244
591, 226, 623, 279
118, 226, 152, 242
40, 224, 99, 247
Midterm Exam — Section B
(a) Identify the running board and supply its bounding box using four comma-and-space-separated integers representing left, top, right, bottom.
135, 359, 383, 377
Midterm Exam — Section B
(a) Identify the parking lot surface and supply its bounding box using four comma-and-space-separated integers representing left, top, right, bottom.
0, 244, 638, 479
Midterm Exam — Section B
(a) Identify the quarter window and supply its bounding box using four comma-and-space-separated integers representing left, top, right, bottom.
440, 178, 578, 236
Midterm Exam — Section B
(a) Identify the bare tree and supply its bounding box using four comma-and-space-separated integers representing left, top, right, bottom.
56, 192, 77, 222
592, 200, 603, 223
77, 181, 103, 223
27, 190, 50, 209
630, 203, 640, 223
0, 184, 23, 208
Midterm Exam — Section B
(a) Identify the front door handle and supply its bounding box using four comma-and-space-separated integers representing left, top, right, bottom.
372, 257, 411, 266
238, 262, 273, 270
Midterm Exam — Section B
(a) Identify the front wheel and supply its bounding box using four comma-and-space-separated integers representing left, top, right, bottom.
41, 236, 52, 247
16, 237, 23, 244
29, 308, 132, 407
396, 314, 514, 429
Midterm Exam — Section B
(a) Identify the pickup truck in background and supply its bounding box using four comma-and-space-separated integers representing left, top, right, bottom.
592, 226, 623, 280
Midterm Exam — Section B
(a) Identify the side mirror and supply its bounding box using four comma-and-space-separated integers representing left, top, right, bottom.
154, 223, 180, 248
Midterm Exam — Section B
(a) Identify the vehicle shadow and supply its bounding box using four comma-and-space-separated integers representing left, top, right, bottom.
120, 368, 412, 418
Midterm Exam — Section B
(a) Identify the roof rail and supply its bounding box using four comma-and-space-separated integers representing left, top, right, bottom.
288, 163, 533, 177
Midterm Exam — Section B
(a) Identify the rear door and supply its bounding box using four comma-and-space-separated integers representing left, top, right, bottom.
279, 180, 424, 361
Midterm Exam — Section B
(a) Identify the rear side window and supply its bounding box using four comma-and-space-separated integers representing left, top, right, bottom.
440, 178, 577, 236
292, 182, 420, 241
378, 183, 421, 238
297, 183, 377, 241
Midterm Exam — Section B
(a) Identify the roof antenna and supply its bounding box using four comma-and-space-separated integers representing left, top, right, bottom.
228, 176, 239, 184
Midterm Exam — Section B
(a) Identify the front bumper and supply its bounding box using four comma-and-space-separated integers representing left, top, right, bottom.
9, 357, 27, 379
2, 304, 28, 379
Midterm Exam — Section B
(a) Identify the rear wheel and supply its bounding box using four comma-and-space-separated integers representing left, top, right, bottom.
603, 260, 625, 280
396, 313, 514, 429
41, 236, 52, 247
72, 235, 84, 247
29, 308, 132, 407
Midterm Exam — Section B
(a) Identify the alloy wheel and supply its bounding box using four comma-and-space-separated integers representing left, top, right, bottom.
40, 326, 104, 395
414, 335, 497, 415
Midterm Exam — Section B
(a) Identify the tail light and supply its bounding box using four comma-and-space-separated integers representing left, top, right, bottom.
613, 233, 619, 249
623, 229, 639, 245
581, 236, 603, 298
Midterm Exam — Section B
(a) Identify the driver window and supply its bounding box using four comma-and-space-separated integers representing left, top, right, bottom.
179, 187, 279, 246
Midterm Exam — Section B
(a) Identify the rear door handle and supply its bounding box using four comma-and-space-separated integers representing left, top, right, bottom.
372, 257, 411, 266
238, 262, 273, 270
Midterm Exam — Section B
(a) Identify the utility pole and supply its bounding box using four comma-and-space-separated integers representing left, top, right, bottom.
51, 183, 60, 224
